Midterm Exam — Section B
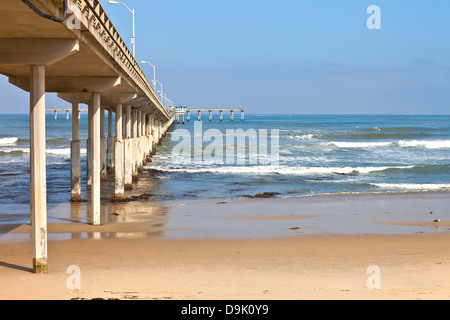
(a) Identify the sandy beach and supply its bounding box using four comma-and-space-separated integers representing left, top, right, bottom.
0, 193, 449, 300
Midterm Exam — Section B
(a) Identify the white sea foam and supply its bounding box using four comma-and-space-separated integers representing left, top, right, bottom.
325, 142, 392, 148
324, 140, 450, 149
397, 140, 450, 149
287, 134, 315, 140
146, 165, 414, 175
371, 183, 450, 190
0, 147, 87, 156
0, 137, 19, 145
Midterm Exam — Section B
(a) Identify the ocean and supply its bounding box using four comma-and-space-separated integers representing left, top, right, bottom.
0, 114, 450, 206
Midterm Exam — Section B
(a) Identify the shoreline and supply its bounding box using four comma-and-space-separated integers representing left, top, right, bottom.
0, 192, 449, 300
1, 191, 449, 241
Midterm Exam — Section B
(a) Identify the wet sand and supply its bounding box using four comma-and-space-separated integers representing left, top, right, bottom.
0, 193, 449, 300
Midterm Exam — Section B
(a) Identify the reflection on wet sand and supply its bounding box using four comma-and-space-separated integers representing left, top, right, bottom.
0, 200, 171, 242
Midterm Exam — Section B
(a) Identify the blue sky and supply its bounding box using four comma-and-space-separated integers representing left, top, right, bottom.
1, 0, 449, 114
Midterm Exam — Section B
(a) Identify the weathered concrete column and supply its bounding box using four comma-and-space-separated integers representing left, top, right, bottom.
137, 110, 142, 172
182, 113, 185, 124
100, 108, 107, 180
220, 110, 223, 122
122, 110, 126, 139
54, 110, 57, 121
87, 105, 92, 190
209, 110, 213, 122
141, 112, 147, 164
198, 110, 201, 121
89, 93, 101, 226
124, 105, 133, 189
126, 106, 131, 138
137, 110, 141, 137
114, 103, 125, 199
66, 110, 69, 121
30, 65, 48, 273
71, 102, 81, 202
107, 110, 114, 172
241, 110, 245, 122
141, 112, 147, 136
187, 111, 190, 122
132, 109, 138, 179
230, 110, 234, 122
132, 109, 137, 138
148, 116, 154, 154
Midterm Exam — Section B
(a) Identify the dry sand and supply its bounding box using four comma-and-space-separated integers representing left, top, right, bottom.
0, 194, 449, 300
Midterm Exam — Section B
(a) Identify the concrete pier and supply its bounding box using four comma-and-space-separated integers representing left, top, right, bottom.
175, 108, 245, 123
71, 103, 81, 202
114, 103, 125, 199
87, 105, 92, 190
30, 65, 48, 274
0, 0, 175, 273
107, 110, 114, 173
89, 93, 101, 226
124, 105, 133, 190
100, 108, 107, 180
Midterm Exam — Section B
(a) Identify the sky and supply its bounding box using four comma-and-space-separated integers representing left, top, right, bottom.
1, 0, 450, 114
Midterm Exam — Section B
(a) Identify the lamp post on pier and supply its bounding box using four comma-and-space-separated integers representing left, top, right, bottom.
107, 0, 136, 57
140, 60, 156, 91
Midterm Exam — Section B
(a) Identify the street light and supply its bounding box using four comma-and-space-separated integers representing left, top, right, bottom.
107, 0, 135, 57
140, 60, 156, 91
155, 80, 163, 102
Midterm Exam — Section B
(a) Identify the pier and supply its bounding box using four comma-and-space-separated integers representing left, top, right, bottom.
174, 107, 245, 124
47, 108, 88, 120
0, 0, 175, 273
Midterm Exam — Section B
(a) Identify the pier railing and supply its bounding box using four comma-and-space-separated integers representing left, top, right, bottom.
40, 0, 171, 118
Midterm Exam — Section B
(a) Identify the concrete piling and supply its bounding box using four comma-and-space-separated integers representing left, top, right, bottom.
30, 65, 48, 274
71, 102, 81, 202
89, 93, 101, 226
114, 103, 125, 199
100, 108, 107, 180
107, 110, 114, 172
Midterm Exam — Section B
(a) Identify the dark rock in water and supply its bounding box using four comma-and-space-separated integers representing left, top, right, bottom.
0, 173, 21, 177
69, 198, 88, 203
135, 194, 153, 200
253, 192, 281, 199
111, 197, 138, 203
242, 192, 281, 199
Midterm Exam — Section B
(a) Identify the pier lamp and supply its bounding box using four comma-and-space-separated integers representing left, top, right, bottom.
107, 0, 135, 57
155, 80, 164, 102
140, 60, 157, 90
